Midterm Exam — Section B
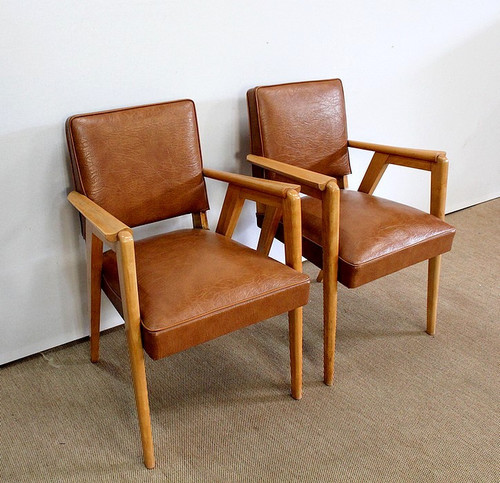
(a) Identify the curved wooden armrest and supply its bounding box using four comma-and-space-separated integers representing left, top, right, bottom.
203, 168, 300, 198
67, 191, 132, 243
348, 140, 446, 162
247, 155, 334, 192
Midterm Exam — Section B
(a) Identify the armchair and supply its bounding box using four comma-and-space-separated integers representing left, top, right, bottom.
247, 79, 456, 386
66, 99, 309, 468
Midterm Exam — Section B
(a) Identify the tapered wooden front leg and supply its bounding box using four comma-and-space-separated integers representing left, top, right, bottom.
116, 231, 155, 469
322, 181, 340, 386
86, 222, 103, 363
282, 189, 304, 399
126, 322, 155, 469
288, 308, 303, 400
323, 274, 338, 386
427, 156, 448, 336
426, 255, 442, 335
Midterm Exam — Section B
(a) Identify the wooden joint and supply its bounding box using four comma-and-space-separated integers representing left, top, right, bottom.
436, 153, 448, 164
118, 230, 134, 245
324, 179, 340, 194
192, 212, 209, 230
284, 187, 302, 203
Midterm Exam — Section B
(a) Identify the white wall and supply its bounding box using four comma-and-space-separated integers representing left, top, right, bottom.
1, 1, 499, 365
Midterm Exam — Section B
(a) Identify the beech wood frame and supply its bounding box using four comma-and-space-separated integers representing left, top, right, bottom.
247, 140, 449, 386
68, 169, 304, 469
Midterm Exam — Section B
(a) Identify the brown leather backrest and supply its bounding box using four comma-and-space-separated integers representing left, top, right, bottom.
247, 79, 351, 177
66, 100, 209, 228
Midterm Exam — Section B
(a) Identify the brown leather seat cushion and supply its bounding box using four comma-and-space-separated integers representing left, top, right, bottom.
300, 191, 456, 288
101, 229, 310, 359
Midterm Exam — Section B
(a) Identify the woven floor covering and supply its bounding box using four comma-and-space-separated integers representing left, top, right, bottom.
1, 199, 498, 482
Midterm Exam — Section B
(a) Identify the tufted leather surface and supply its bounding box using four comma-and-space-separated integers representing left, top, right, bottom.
66, 100, 209, 228
247, 79, 351, 178
101, 229, 310, 359
302, 191, 455, 287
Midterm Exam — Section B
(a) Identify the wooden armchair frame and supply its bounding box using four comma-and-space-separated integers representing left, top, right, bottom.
248, 139, 449, 385
68, 169, 304, 469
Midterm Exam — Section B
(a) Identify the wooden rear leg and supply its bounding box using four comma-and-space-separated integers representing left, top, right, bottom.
322, 181, 340, 386
288, 307, 303, 400
323, 269, 338, 386
86, 225, 103, 363
426, 255, 442, 335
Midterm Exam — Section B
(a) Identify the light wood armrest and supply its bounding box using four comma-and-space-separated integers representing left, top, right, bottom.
348, 140, 446, 162
67, 191, 132, 243
352, 141, 449, 219
247, 155, 334, 191
203, 168, 300, 198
